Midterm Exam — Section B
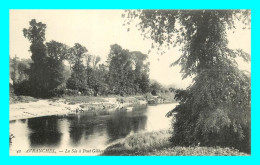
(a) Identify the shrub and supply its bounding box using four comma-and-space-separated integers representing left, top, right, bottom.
13, 80, 31, 96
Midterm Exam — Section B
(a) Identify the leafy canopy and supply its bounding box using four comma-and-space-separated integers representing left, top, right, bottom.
125, 10, 251, 152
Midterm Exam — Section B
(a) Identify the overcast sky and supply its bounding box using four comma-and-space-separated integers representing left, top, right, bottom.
9, 10, 251, 88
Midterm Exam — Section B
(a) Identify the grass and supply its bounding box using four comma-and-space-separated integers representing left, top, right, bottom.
121, 130, 171, 150
63, 95, 108, 104
9, 95, 39, 104
58, 95, 146, 105
10, 92, 177, 106
9, 94, 107, 104
102, 130, 249, 156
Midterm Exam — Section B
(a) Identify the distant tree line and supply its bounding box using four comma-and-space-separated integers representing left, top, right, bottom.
10, 19, 171, 98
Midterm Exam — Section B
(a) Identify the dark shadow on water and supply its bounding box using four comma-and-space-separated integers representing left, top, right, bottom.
27, 116, 62, 147
68, 115, 85, 145
67, 114, 99, 145
106, 108, 148, 142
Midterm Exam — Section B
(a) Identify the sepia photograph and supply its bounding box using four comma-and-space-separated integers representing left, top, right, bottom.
9, 9, 251, 156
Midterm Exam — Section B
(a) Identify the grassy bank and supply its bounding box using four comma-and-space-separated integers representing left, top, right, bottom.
62, 95, 108, 104
10, 90, 177, 105
10, 95, 39, 104
102, 130, 249, 156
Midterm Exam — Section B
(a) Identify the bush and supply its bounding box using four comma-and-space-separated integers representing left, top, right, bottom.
80, 88, 94, 96
50, 84, 79, 97
13, 80, 31, 96
97, 83, 109, 96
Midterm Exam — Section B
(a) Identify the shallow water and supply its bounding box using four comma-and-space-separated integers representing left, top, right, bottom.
9, 103, 177, 156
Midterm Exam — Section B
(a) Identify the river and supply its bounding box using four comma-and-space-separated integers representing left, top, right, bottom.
9, 103, 177, 156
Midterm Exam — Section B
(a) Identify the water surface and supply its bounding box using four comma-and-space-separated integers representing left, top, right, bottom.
9, 103, 177, 155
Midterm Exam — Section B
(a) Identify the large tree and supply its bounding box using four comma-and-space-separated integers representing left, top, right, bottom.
107, 44, 150, 95
84, 54, 107, 96
23, 19, 50, 97
125, 10, 251, 152
23, 20, 68, 97
66, 43, 89, 93
131, 51, 150, 93
107, 44, 134, 95
45, 40, 68, 90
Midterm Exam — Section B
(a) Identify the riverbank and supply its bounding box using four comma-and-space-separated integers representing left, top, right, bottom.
102, 130, 249, 156
9, 93, 176, 121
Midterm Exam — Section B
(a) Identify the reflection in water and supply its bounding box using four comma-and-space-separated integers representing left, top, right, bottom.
106, 109, 147, 141
68, 114, 96, 146
132, 116, 147, 132
10, 103, 177, 155
27, 117, 62, 147
68, 115, 84, 145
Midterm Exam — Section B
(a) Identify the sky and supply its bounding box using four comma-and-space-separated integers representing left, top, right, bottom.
9, 10, 251, 88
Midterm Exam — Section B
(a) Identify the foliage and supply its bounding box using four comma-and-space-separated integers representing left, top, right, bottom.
84, 54, 109, 96
150, 81, 162, 95
66, 43, 89, 93
17, 19, 154, 98
10, 56, 31, 96
10, 55, 18, 85
45, 40, 67, 93
23, 19, 67, 97
46, 40, 69, 61
66, 43, 150, 96
107, 44, 150, 95
125, 10, 251, 152
10, 56, 31, 85
131, 51, 150, 93
107, 44, 133, 95
13, 80, 31, 96
139, 74, 150, 93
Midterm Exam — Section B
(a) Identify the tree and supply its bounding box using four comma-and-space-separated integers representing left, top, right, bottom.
23, 20, 68, 97
131, 51, 150, 93
46, 40, 69, 61
10, 55, 18, 85
10, 56, 31, 95
45, 40, 68, 90
95, 64, 109, 96
84, 54, 106, 96
107, 44, 140, 95
107, 44, 150, 95
150, 81, 162, 96
92, 55, 101, 69
10, 56, 31, 84
126, 10, 251, 152
66, 43, 89, 93
139, 73, 150, 93
23, 19, 50, 97
17, 59, 30, 83
107, 44, 130, 94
